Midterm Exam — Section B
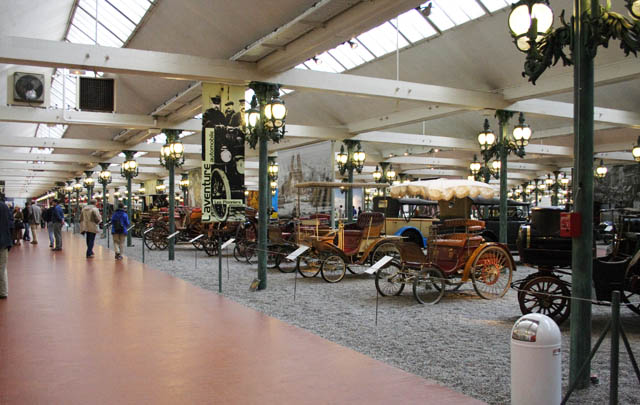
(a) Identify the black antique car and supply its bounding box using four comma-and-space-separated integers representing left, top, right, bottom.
516, 207, 572, 268
471, 197, 530, 251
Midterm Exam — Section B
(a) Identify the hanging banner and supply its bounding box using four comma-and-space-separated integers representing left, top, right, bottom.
201, 84, 246, 223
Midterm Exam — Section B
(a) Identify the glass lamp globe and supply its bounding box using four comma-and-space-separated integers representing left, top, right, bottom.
509, 2, 554, 36
372, 166, 382, 181
630, 0, 640, 19
492, 160, 501, 172
595, 160, 608, 178
632, 137, 640, 162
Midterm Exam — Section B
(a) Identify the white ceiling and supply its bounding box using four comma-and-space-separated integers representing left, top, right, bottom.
1, 0, 639, 197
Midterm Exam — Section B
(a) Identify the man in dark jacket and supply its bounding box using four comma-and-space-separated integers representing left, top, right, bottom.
42, 205, 54, 247
0, 192, 13, 298
22, 202, 31, 241
110, 203, 130, 260
51, 200, 65, 251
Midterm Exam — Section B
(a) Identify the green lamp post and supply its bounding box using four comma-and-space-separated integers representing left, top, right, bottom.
179, 173, 190, 206
98, 163, 112, 238
73, 177, 82, 233
159, 130, 185, 261
477, 112, 531, 244
508, 0, 640, 387
336, 140, 366, 222
246, 82, 287, 291
121, 150, 139, 247
83, 171, 94, 201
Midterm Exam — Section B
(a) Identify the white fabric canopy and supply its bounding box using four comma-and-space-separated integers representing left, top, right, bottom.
389, 179, 497, 201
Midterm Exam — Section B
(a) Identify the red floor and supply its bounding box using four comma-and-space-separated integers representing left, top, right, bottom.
0, 230, 484, 404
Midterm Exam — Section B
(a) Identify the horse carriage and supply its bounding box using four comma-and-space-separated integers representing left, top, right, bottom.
514, 207, 640, 324
374, 179, 515, 304
144, 207, 207, 251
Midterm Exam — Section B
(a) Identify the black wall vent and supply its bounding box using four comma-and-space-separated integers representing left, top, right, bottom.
78, 77, 115, 112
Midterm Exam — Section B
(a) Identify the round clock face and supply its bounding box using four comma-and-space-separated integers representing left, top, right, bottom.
220, 145, 232, 163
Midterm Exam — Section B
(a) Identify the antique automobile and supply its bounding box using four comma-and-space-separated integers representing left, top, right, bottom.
470, 197, 530, 251
293, 181, 397, 283
375, 179, 515, 304
372, 196, 438, 248
514, 206, 640, 323
144, 207, 207, 251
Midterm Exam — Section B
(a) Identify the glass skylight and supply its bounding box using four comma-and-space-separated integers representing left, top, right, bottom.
66, 0, 155, 47
295, 0, 517, 74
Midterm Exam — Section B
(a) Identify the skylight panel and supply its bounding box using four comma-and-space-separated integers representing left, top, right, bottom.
305, 56, 339, 73
432, 0, 471, 25
97, 25, 124, 47
393, 9, 438, 43
479, 0, 511, 12
67, 25, 96, 45
316, 52, 345, 73
108, 0, 152, 24
427, 4, 456, 31
328, 47, 358, 70
294, 63, 309, 70
456, 0, 486, 19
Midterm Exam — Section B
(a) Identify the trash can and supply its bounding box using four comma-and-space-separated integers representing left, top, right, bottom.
511, 313, 562, 405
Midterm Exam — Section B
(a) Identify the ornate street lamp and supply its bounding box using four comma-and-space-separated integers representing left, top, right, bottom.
477, 110, 531, 244
595, 159, 608, 179
267, 157, 279, 182
469, 155, 482, 176
336, 140, 366, 222
121, 150, 139, 247
508, 1, 640, 386
179, 173, 190, 206
155, 179, 166, 194
73, 177, 82, 233
385, 164, 396, 184
98, 163, 112, 238
632, 136, 640, 162
372, 165, 382, 182
246, 82, 288, 291
159, 130, 184, 261
83, 171, 94, 200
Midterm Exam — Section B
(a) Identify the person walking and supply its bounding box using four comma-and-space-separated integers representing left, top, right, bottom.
42, 205, 55, 247
22, 203, 31, 241
110, 203, 130, 260
51, 200, 65, 251
0, 193, 13, 299
12, 207, 23, 246
80, 199, 102, 258
29, 202, 42, 244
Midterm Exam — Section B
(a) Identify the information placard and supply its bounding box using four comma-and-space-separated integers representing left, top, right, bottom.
285, 245, 310, 261
365, 255, 394, 275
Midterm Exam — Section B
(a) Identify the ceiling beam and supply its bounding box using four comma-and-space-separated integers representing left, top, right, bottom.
348, 106, 467, 134
0, 37, 507, 109
508, 99, 640, 127
0, 162, 88, 172
503, 59, 640, 101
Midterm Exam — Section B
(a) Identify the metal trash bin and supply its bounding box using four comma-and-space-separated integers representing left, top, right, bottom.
511, 313, 562, 405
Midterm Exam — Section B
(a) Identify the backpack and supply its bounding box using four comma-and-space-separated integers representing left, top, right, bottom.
113, 217, 125, 233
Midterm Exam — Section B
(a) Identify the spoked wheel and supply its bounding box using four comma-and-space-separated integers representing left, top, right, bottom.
276, 247, 297, 273
143, 230, 157, 250
152, 226, 169, 250
296, 252, 321, 278
470, 246, 513, 299
192, 237, 205, 251
233, 242, 247, 263
321, 254, 346, 283
267, 246, 279, 269
244, 242, 257, 264
375, 263, 405, 296
347, 264, 368, 275
203, 237, 219, 257
370, 242, 401, 265
519, 276, 571, 324
413, 268, 446, 305
622, 262, 640, 315
446, 281, 464, 292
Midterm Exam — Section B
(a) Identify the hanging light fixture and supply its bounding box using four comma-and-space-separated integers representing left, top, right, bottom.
469, 154, 481, 175
512, 112, 532, 148
477, 118, 496, 152
372, 165, 382, 182
386, 164, 396, 183
491, 160, 501, 175
508, 0, 554, 52
545, 173, 554, 187
268, 157, 279, 181
595, 159, 608, 178
632, 136, 640, 162
627, 0, 640, 19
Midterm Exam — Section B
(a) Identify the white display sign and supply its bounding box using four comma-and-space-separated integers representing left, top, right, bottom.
285, 245, 310, 261
166, 231, 180, 240
221, 238, 235, 250
365, 255, 394, 275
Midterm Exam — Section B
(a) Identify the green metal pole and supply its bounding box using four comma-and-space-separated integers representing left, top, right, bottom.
75, 189, 80, 233
552, 171, 560, 206
347, 168, 354, 222
257, 132, 268, 290
570, 0, 594, 390
169, 160, 175, 261
497, 112, 510, 244
127, 176, 133, 247
610, 291, 620, 404
102, 183, 108, 238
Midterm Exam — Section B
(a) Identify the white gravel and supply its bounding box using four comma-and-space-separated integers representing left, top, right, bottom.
98, 237, 640, 404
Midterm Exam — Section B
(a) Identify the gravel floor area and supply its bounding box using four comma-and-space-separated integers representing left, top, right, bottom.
97, 236, 640, 404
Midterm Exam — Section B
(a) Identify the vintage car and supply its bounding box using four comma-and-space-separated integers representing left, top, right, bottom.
517, 207, 572, 269
372, 196, 438, 247
471, 197, 530, 251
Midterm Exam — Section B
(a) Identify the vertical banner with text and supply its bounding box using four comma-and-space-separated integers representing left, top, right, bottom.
201, 84, 245, 223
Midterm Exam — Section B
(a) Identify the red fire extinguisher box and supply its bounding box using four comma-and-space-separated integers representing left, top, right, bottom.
560, 212, 582, 237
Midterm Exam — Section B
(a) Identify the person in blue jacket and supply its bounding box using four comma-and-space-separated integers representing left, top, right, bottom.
51, 200, 65, 251
110, 203, 130, 260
